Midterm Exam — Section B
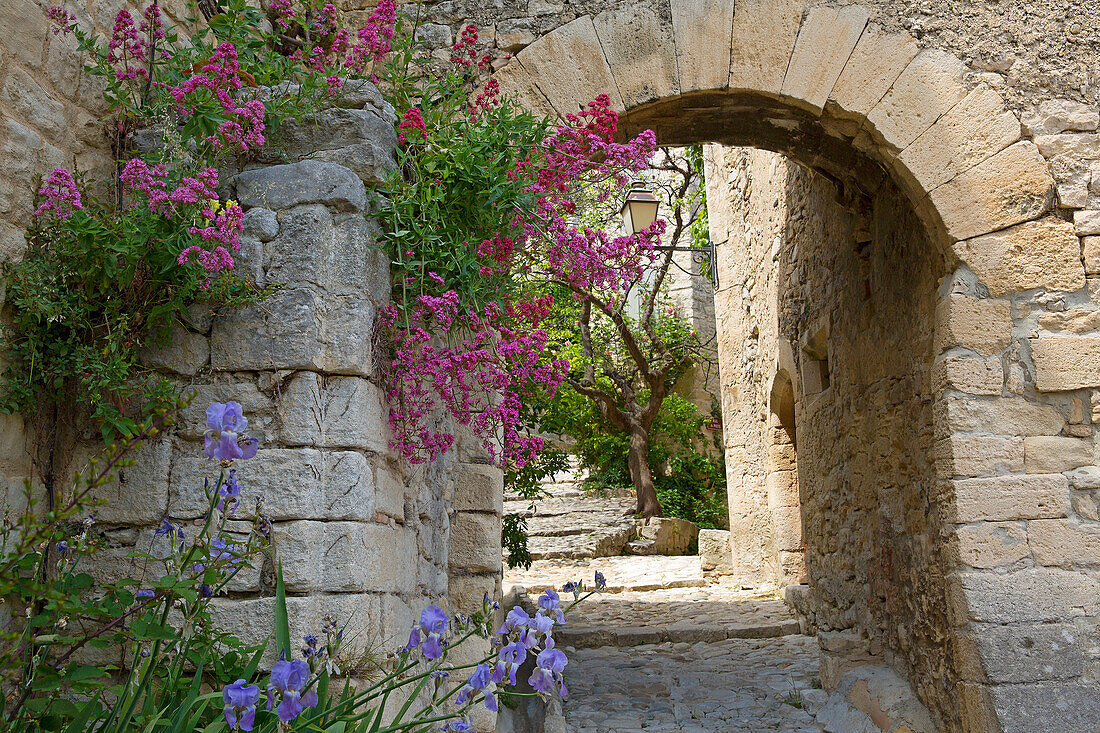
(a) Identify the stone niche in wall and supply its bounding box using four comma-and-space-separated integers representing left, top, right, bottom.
61, 83, 504, 679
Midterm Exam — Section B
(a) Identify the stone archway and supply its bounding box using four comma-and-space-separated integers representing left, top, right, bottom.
491, 4, 1100, 732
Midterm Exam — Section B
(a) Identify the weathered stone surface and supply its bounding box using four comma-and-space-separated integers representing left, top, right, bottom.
516, 16, 624, 115
726, 0, 805, 95
496, 19, 536, 52
931, 354, 1003, 395
232, 160, 367, 212
699, 528, 734, 573
865, 49, 968, 151
1031, 336, 1100, 391
934, 435, 1024, 478
1075, 209, 1100, 236
951, 521, 1029, 568
934, 294, 1011, 355
1033, 132, 1100, 159
266, 107, 397, 185
88, 437, 171, 525
448, 573, 497, 612
489, 61, 557, 120
278, 371, 388, 452
274, 520, 416, 593
1037, 308, 1100, 333
1083, 237, 1100, 276
209, 289, 374, 375
827, 25, 919, 119
950, 474, 1070, 522
635, 516, 699, 555
592, 5, 678, 109
0, 0, 46, 68
449, 511, 502, 573
954, 217, 1083, 296
452, 462, 503, 515
1029, 518, 1100, 568
1024, 436, 1092, 474
929, 394, 1064, 438
1022, 100, 1100, 136
899, 85, 1021, 191
141, 322, 209, 376
2, 68, 65, 142
929, 141, 1056, 242
169, 447, 376, 521
780, 5, 868, 112
956, 568, 1100, 623
668, 0, 734, 93
972, 623, 1084, 682
991, 683, 1100, 733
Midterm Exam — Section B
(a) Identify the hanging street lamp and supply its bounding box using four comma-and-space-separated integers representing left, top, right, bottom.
621, 179, 719, 289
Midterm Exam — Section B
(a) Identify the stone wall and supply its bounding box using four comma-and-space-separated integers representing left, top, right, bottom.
707, 144, 953, 725
0, 0, 197, 559
39, 94, 504, 714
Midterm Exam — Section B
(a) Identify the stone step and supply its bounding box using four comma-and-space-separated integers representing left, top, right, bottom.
557, 619, 802, 648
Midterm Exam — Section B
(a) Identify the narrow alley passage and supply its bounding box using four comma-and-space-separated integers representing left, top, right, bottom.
502, 482, 855, 732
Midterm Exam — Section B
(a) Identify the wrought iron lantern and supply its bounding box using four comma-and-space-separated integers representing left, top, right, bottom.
621, 180, 719, 289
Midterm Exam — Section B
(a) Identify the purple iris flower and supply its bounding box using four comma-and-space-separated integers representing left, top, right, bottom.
443, 720, 474, 732
406, 605, 449, 660
492, 641, 527, 687
222, 679, 260, 731
204, 402, 260, 462
496, 605, 531, 636
217, 469, 242, 513
267, 658, 318, 723
529, 611, 554, 636
211, 537, 240, 566
594, 571, 606, 590
528, 640, 568, 698
155, 517, 185, 540
561, 581, 578, 593
136, 589, 155, 600
483, 592, 500, 611
538, 590, 565, 624
456, 663, 492, 706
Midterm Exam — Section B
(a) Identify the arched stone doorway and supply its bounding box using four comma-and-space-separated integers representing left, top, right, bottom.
490, 3, 1100, 731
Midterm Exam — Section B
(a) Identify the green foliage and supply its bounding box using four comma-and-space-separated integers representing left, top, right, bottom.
377, 14, 549, 325
1, 192, 268, 441
544, 389, 728, 529
0, 401, 268, 732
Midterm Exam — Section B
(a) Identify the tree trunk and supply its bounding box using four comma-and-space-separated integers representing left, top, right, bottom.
627, 427, 662, 517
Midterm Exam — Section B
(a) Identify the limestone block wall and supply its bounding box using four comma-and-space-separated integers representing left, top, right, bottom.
707, 144, 952, 723
47, 98, 504, 675
0, 0, 196, 552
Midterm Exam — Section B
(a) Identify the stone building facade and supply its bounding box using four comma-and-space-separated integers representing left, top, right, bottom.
473, 0, 1100, 731
3, 0, 1100, 730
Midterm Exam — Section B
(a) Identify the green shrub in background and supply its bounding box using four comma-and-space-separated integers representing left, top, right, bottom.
543, 388, 728, 530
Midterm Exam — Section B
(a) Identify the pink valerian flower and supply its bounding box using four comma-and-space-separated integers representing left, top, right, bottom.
387, 96, 661, 469
107, 9, 150, 81
269, 0, 295, 31
384, 292, 567, 466
188, 202, 245, 250
120, 159, 223, 215
45, 5, 75, 34
469, 78, 500, 122
34, 168, 83, 219
343, 0, 395, 71
140, 2, 165, 41
450, 24, 478, 66
398, 107, 427, 143
168, 43, 267, 151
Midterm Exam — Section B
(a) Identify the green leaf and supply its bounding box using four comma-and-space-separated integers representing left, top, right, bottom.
274, 560, 291, 659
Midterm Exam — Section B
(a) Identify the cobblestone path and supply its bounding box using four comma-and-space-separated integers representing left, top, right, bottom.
507, 556, 826, 732
500, 473, 840, 732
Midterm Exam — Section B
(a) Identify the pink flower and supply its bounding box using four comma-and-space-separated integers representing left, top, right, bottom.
398, 107, 427, 143
45, 5, 75, 34
34, 168, 83, 219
